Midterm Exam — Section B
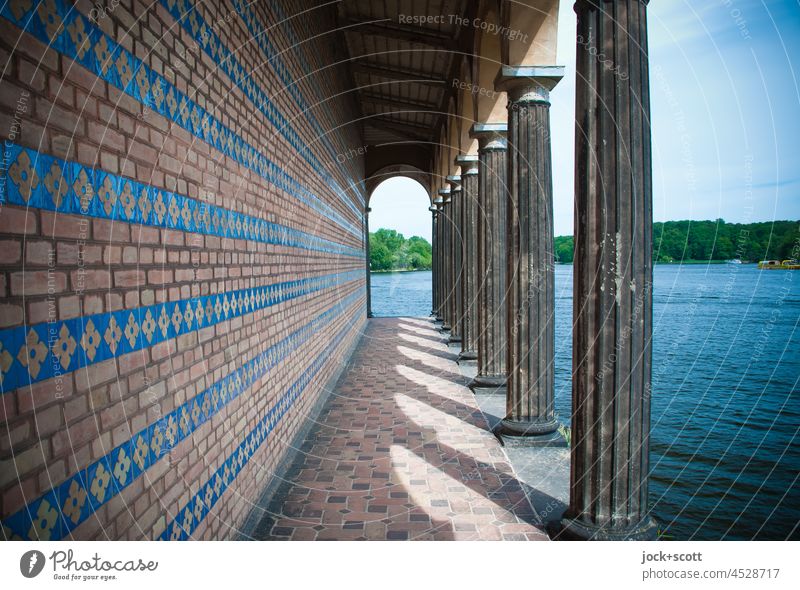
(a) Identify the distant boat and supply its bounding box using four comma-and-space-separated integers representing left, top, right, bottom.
758, 259, 800, 270
725, 259, 742, 264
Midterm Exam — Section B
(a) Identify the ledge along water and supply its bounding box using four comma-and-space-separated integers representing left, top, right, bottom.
371, 265, 800, 540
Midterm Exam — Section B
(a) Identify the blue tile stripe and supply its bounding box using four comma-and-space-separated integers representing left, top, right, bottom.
224, 0, 365, 214
161, 0, 363, 221
159, 306, 363, 540
1, 290, 365, 541
0, 143, 363, 259
0, 269, 361, 394
268, 0, 358, 194
0, 0, 362, 238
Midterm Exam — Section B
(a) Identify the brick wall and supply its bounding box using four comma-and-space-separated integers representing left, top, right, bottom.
0, 0, 367, 540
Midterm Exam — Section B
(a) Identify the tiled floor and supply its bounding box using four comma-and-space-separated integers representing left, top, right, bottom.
251, 317, 549, 541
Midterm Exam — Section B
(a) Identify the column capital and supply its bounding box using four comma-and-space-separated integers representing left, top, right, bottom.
446, 175, 462, 193
494, 65, 565, 104
437, 188, 451, 199
455, 154, 479, 175
470, 123, 508, 151
574, 0, 650, 11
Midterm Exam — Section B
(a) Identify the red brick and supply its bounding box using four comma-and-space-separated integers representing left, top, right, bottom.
25, 240, 54, 266
147, 269, 173, 285
57, 242, 80, 265
11, 270, 66, 296
19, 59, 47, 92
94, 219, 130, 242
71, 269, 111, 291
0, 303, 23, 328
103, 245, 121, 265
115, 270, 145, 287
40, 211, 88, 240
75, 358, 118, 393
88, 120, 126, 152
128, 139, 158, 164
58, 295, 81, 319
18, 374, 74, 414
0, 207, 38, 235
0, 240, 21, 264
52, 415, 101, 457
162, 229, 184, 246
122, 246, 138, 264
84, 294, 103, 315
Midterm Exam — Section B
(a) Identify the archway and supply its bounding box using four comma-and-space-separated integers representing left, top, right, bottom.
367, 176, 433, 317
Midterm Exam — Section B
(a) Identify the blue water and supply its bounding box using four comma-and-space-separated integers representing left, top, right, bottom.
371, 265, 800, 540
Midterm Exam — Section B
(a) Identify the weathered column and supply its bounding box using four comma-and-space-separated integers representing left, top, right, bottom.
446, 177, 463, 345
365, 206, 373, 318
495, 66, 564, 444
433, 198, 445, 321
468, 124, 508, 393
456, 156, 479, 362
558, 0, 657, 541
429, 203, 439, 317
438, 189, 452, 332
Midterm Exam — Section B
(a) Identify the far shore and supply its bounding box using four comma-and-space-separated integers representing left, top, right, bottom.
370, 268, 432, 273
372, 262, 761, 271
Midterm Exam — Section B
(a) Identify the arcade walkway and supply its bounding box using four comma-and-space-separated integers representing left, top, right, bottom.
247, 318, 548, 541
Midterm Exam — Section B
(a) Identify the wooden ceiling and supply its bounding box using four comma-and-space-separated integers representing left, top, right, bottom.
336, 0, 474, 148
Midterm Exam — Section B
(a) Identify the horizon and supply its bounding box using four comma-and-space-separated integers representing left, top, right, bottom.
370, 1, 800, 242
369, 216, 800, 243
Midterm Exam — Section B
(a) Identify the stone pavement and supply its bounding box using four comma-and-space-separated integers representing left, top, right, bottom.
247, 317, 550, 540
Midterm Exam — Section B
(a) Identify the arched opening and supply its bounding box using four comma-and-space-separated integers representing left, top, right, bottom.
368, 176, 433, 317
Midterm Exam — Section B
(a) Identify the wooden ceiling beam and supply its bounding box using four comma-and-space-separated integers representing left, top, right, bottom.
346, 17, 458, 50
361, 92, 442, 112
351, 61, 448, 85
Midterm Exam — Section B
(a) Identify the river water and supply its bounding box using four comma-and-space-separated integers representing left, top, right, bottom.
370, 266, 800, 540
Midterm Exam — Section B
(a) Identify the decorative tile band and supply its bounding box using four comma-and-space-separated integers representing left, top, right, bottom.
0, 143, 363, 259
163, 0, 362, 220
159, 306, 363, 540
0, 269, 362, 393
225, 0, 364, 212
232, 0, 350, 186
0, 0, 362, 238
1, 290, 365, 541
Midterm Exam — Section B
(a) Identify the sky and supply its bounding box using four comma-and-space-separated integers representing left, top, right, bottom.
369, 0, 800, 241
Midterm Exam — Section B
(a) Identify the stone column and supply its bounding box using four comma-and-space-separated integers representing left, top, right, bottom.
429, 204, 439, 318
433, 198, 445, 321
446, 177, 463, 345
557, 0, 657, 541
455, 156, 479, 362
495, 66, 564, 445
438, 189, 452, 332
468, 124, 508, 393
365, 206, 373, 318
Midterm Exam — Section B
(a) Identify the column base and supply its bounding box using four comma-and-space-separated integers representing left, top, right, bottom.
550, 515, 658, 541
456, 350, 477, 364
440, 322, 451, 332
493, 418, 565, 448
447, 335, 462, 345
468, 375, 506, 394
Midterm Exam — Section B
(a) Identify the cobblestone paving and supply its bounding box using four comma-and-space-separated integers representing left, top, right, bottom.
253, 318, 549, 541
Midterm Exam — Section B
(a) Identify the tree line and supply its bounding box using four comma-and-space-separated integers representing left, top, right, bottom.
370, 229, 432, 270
554, 220, 799, 263
371, 220, 799, 269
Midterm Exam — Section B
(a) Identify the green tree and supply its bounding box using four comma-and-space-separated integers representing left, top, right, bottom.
369, 229, 432, 271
